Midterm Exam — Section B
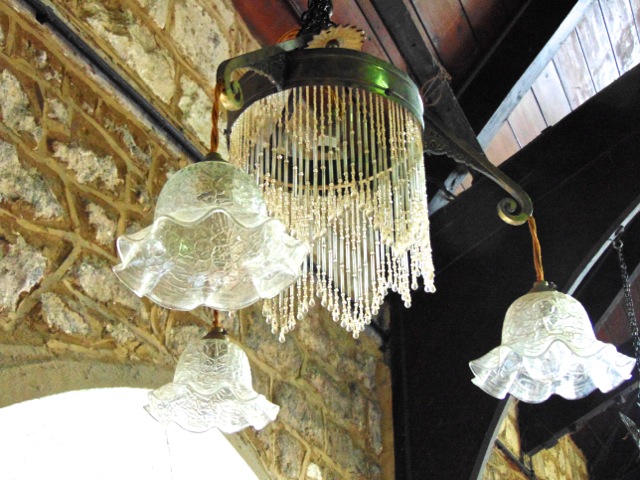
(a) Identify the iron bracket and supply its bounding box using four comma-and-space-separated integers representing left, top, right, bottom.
424, 115, 533, 225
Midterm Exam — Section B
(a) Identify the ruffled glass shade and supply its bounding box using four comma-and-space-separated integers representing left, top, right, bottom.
145, 337, 279, 433
470, 283, 635, 403
113, 158, 307, 311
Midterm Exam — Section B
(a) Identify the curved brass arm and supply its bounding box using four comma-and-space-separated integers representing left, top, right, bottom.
215, 34, 314, 110
424, 116, 533, 226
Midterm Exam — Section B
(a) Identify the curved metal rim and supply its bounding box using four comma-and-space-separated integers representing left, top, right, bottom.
227, 48, 424, 128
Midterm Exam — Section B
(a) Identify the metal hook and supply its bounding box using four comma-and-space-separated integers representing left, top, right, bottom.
613, 226, 625, 250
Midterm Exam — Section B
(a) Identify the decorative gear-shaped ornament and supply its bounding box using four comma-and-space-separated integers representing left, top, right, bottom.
307, 25, 366, 51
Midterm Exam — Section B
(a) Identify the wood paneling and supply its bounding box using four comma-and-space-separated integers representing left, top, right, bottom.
465, 0, 584, 144
599, 0, 640, 73
354, 0, 409, 71
460, 0, 509, 51
532, 61, 572, 125
411, 0, 479, 80
577, 1, 619, 90
507, 89, 547, 148
232, 0, 300, 45
484, 121, 520, 165
555, 30, 597, 109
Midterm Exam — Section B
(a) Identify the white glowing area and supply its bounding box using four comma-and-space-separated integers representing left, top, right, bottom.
0, 387, 262, 480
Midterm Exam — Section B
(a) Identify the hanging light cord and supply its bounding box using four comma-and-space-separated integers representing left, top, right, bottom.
204, 309, 227, 339
613, 231, 640, 411
528, 216, 545, 282
209, 81, 225, 154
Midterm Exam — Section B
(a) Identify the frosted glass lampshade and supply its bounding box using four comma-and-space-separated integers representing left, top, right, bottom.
113, 156, 307, 311
145, 336, 279, 433
470, 282, 635, 403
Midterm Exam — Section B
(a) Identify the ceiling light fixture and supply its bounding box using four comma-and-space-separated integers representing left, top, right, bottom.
469, 218, 635, 403
217, 1, 435, 340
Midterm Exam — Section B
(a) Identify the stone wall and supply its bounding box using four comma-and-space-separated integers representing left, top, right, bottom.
0, 1, 392, 479
483, 402, 589, 480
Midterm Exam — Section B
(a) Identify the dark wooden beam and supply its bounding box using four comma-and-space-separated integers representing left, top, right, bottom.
231, 0, 301, 45
366, 0, 481, 151
390, 64, 640, 479
457, 0, 588, 141
367, 0, 493, 210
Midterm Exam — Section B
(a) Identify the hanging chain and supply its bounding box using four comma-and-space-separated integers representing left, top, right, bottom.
299, 0, 336, 35
614, 230, 640, 410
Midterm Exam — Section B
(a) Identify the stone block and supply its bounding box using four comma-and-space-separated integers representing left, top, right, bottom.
45, 97, 70, 127
52, 142, 123, 192
368, 400, 383, 455
74, 258, 140, 310
273, 381, 324, 447
305, 462, 323, 480
85, 203, 116, 247
326, 421, 380, 479
302, 359, 366, 431
276, 429, 305, 479
0, 139, 64, 219
178, 75, 212, 148
40, 292, 90, 336
79, 0, 176, 103
242, 305, 303, 374
0, 236, 47, 313
171, 0, 230, 80
136, 0, 170, 29
0, 68, 43, 145
102, 117, 153, 169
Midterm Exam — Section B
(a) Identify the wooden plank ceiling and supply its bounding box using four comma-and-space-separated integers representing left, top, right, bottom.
233, 0, 525, 87
484, 0, 640, 166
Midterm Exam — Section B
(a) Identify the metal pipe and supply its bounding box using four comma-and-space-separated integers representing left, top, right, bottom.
495, 439, 536, 479
20, 0, 205, 162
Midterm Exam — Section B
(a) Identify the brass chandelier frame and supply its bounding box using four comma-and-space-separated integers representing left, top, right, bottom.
216, 33, 533, 226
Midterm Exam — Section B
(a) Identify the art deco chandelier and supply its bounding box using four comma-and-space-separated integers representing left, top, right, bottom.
218, 1, 435, 340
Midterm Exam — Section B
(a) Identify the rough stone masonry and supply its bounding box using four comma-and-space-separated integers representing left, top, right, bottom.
0, 1, 392, 479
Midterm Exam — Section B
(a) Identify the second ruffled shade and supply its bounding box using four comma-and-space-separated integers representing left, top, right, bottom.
145, 335, 279, 433
470, 282, 635, 403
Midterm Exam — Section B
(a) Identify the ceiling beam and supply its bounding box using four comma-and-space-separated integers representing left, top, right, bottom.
367, 0, 483, 154
457, 0, 589, 143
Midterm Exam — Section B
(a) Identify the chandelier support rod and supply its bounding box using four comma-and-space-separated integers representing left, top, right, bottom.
424, 115, 533, 225
215, 34, 314, 111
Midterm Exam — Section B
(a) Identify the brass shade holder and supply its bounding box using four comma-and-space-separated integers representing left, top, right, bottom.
215, 37, 533, 226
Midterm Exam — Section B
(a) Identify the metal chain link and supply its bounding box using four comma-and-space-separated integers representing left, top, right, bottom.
614, 233, 640, 410
299, 0, 336, 35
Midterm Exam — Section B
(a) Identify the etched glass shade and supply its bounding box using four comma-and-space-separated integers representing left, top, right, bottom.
470, 286, 635, 403
145, 337, 279, 433
113, 159, 307, 311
